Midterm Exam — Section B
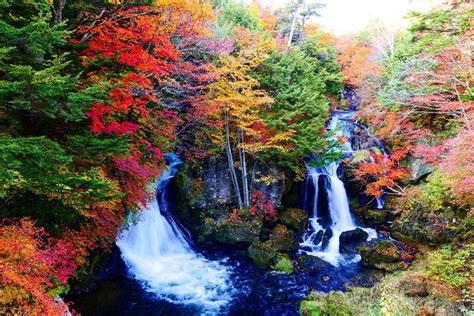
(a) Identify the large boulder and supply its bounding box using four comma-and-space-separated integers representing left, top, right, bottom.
268, 224, 298, 252
248, 224, 299, 267
248, 240, 277, 267
279, 208, 308, 232
356, 240, 403, 271
400, 155, 433, 184
339, 228, 369, 254
297, 255, 333, 272
215, 217, 262, 246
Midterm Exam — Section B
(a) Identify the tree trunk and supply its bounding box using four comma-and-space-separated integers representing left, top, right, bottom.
52, 0, 67, 24
287, 1, 300, 48
239, 129, 250, 207
225, 111, 243, 209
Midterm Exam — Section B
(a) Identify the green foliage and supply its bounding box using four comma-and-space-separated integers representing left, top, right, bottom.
426, 244, 473, 288
256, 47, 341, 175
300, 289, 382, 316
0, 136, 120, 207
217, 2, 262, 35
272, 254, 293, 274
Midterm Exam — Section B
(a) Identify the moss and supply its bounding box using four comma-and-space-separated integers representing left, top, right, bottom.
248, 240, 277, 267
364, 209, 388, 225
272, 254, 293, 274
279, 208, 308, 232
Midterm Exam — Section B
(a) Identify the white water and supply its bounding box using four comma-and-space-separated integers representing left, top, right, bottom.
300, 112, 377, 266
116, 154, 233, 314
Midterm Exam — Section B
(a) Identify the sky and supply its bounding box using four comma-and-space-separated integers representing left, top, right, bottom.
251, 0, 446, 35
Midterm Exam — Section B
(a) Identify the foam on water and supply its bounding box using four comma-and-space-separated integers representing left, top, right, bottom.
116, 154, 233, 314
299, 112, 378, 266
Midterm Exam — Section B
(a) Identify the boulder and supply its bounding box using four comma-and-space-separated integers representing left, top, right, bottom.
339, 228, 369, 254
356, 240, 402, 271
268, 224, 298, 252
297, 255, 332, 272
400, 155, 433, 184
364, 209, 388, 225
248, 240, 277, 267
279, 208, 308, 232
215, 217, 262, 246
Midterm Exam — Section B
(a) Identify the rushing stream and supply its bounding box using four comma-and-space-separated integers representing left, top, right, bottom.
116, 154, 234, 314
70, 93, 385, 315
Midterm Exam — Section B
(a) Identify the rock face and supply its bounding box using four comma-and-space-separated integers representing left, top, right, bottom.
279, 208, 308, 232
215, 218, 262, 246
356, 240, 403, 271
339, 228, 369, 254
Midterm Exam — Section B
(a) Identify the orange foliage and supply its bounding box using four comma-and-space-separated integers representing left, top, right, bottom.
335, 36, 383, 87
0, 219, 93, 315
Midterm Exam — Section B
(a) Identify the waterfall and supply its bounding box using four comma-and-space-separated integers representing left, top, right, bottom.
299, 112, 377, 266
116, 154, 233, 314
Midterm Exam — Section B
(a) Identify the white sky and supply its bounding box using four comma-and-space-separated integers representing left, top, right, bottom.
252, 0, 446, 35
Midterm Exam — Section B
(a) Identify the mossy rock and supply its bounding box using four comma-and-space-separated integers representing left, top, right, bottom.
279, 208, 308, 232
248, 240, 277, 267
215, 217, 262, 246
356, 240, 402, 271
272, 254, 294, 274
268, 224, 298, 252
364, 209, 388, 225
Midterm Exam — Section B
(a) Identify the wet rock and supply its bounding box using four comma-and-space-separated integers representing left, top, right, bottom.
248, 240, 277, 267
279, 208, 308, 232
215, 218, 262, 246
297, 255, 332, 271
321, 228, 333, 249
356, 240, 403, 271
313, 230, 324, 245
364, 209, 389, 225
268, 224, 298, 252
339, 228, 369, 254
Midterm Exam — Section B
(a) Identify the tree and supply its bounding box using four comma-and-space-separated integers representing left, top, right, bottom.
0, 218, 92, 315
207, 28, 287, 208
256, 43, 341, 177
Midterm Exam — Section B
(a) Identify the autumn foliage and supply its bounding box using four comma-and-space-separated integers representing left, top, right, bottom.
0, 218, 92, 315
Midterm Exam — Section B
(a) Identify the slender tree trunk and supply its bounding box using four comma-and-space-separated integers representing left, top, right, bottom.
287, 1, 300, 48
225, 111, 243, 209
52, 0, 67, 24
239, 129, 250, 207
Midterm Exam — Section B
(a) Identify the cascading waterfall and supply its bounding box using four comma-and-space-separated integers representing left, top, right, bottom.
116, 154, 233, 314
299, 111, 377, 266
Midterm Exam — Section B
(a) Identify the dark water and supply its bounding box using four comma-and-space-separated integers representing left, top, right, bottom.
69, 246, 383, 316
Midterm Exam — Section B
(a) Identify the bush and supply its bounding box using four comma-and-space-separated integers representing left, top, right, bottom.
425, 244, 473, 288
